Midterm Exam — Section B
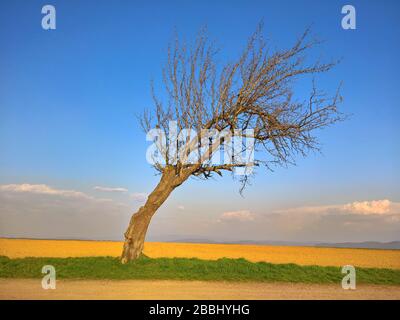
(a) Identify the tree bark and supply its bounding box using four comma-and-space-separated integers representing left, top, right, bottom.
120, 168, 177, 263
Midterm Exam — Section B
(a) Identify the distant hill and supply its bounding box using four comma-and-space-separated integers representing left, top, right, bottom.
164, 238, 312, 246
2, 236, 399, 249
315, 241, 400, 250
167, 238, 400, 249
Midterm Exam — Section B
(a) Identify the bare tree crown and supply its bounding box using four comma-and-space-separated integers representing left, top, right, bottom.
141, 24, 344, 191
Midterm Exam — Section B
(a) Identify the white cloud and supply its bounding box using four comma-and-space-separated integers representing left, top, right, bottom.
94, 186, 128, 193
0, 183, 131, 240
276, 199, 400, 216
218, 210, 255, 222
0, 183, 90, 199
342, 199, 392, 215
252, 199, 400, 242
1, 183, 399, 243
131, 192, 148, 202
210, 200, 400, 242
274, 204, 335, 215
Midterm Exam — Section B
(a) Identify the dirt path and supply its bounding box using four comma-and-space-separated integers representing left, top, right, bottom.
1, 279, 399, 300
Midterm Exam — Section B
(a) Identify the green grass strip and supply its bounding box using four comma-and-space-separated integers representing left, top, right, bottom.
1, 256, 399, 285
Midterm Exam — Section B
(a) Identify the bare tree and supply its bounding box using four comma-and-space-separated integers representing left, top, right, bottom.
121, 24, 344, 263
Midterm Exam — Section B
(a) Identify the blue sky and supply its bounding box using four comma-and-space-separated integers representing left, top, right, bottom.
0, 0, 399, 242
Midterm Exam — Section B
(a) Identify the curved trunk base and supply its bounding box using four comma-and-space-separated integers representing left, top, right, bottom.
121, 209, 152, 263
120, 168, 180, 263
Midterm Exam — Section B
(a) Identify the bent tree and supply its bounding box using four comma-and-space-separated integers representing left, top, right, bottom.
121, 25, 344, 263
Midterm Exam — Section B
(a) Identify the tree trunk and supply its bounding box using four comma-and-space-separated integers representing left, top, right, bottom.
121, 169, 177, 263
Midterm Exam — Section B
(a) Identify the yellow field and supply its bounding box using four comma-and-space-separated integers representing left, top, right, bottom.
1, 238, 399, 269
